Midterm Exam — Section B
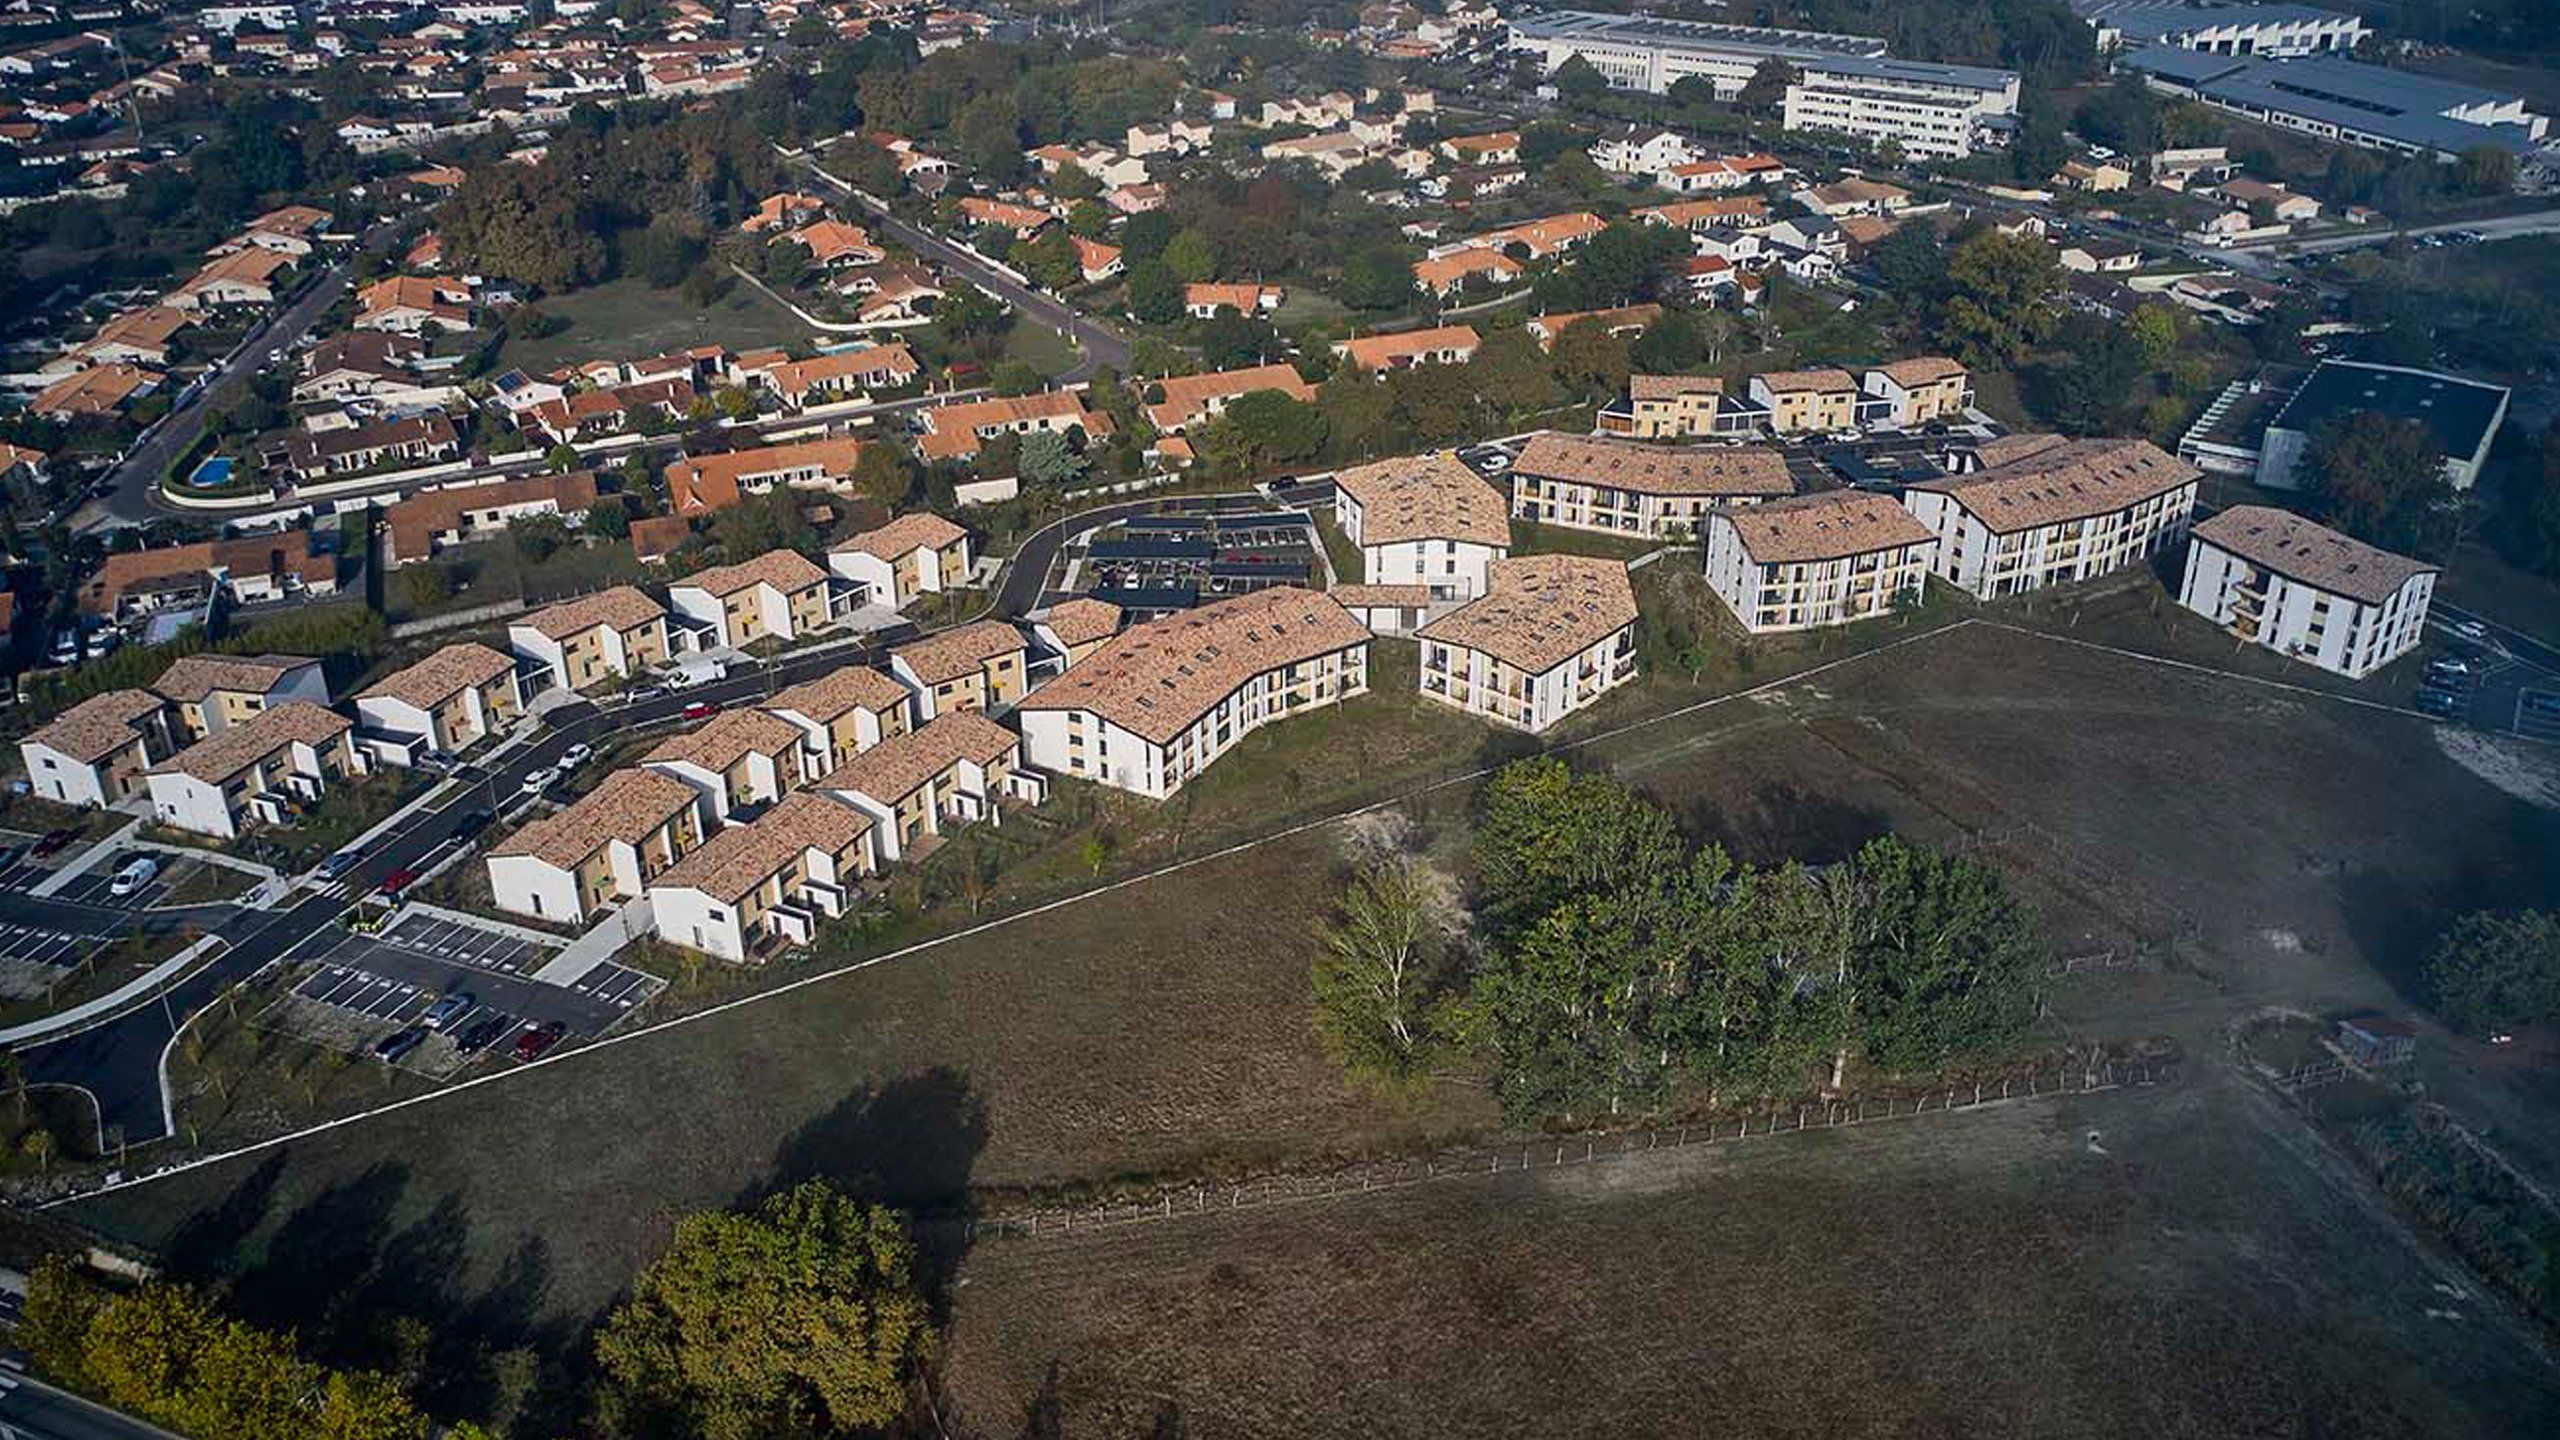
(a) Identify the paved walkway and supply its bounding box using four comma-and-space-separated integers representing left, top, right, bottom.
28, 820, 141, 899
534, 900, 653, 986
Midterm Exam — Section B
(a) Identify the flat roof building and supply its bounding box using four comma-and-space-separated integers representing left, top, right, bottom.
1508, 10, 1884, 99
2121, 46, 2545, 158
2259, 360, 2511, 492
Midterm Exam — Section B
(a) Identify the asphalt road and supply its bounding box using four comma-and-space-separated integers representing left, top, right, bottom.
796, 160, 1132, 382
2256, 205, 2560, 257
0, 1371, 185, 1440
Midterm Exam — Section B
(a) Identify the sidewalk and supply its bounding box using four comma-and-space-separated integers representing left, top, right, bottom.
28, 819, 141, 899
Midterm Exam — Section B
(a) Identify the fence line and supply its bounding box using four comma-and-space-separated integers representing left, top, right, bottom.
964, 1061, 2173, 1244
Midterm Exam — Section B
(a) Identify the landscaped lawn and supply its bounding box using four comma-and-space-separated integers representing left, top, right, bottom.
498, 276, 812, 374
1001, 319, 1083, 377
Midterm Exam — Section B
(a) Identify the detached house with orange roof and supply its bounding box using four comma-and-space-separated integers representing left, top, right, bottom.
913, 390, 1110, 462
792, 219, 886, 268
19, 689, 176, 809
1414, 249, 1522, 300
663, 437, 868, 514
668, 549, 835, 647
1072, 237, 1124, 283
355, 275, 471, 334
1183, 283, 1284, 318
145, 702, 358, 839
742, 191, 829, 232
1333, 325, 1480, 374
168, 247, 293, 310
957, 196, 1056, 238
828, 512, 973, 611
82, 532, 336, 619
1142, 364, 1315, 434
754, 343, 920, 409
354, 642, 524, 761
31, 364, 157, 420
1333, 451, 1512, 600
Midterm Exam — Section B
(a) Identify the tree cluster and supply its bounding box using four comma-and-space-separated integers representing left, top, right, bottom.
2424, 910, 2560, 1036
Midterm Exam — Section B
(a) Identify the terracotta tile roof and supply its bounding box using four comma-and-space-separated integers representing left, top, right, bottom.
151, 701, 348, 784
917, 390, 1110, 441
766, 664, 909, 723
516, 585, 665, 641
358, 642, 514, 709
1414, 249, 1521, 291
32, 363, 154, 417
1418, 555, 1636, 675
26, 689, 164, 764
1628, 374, 1723, 402
151, 653, 313, 704
1713, 490, 1935, 564
1473, 210, 1605, 257
89, 305, 192, 353
1877, 355, 1966, 385
1526, 304, 1660, 344
765, 343, 918, 396
1335, 325, 1480, 370
826, 709, 1019, 804
1965, 433, 2069, 468
1910, 438, 2198, 535
1143, 364, 1314, 430
664, 437, 867, 514
83, 532, 331, 613
674, 547, 828, 599
1037, 597, 1121, 646
1634, 196, 1768, 228
833, 511, 966, 562
1183, 282, 1279, 310
1754, 367, 1857, 395
891, 620, 1025, 685
2191, 505, 2435, 606
1333, 452, 1512, 547
1513, 433, 1791, 498
492, 767, 699, 870
1017, 587, 1369, 745
632, 515, 692, 561
648, 791, 870, 903
645, 706, 802, 771
1328, 583, 1433, 608
385, 470, 596, 561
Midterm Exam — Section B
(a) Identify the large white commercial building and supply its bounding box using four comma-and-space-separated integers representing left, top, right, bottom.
1507, 11, 1886, 99
2073, 1, 2368, 58
1417, 556, 1639, 733
2177, 506, 2436, 679
2258, 361, 2512, 493
1782, 57, 2022, 160
1704, 491, 1940, 634
1333, 452, 1513, 601
1015, 588, 1371, 800
1901, 436, 2201, 600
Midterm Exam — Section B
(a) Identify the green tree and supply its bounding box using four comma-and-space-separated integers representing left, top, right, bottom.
1016, 227, 1080, 292
1124, 259, 1182, 324
1339, 246, 1416, 312
2424, 910, 2560, 1035
1162, 227, 1218, 285
585, 499, 632, 540
1017, 429, 1088, 487
2458, 144, 2519, 196
594, 1183, 929, 1440
1198, 389, 1327, 474
1470, 758, 1685, 942
1942, 231, 2061, 367
545, 443, 581, 474
851, 442, 917, 507
1736, 58, 1796, 111
1551, 316, 1633, 397
1551, 54, 1608, 98
1312, 858, 1453, 1084
1843, 836, 2043, 1073
1469, 327, 1562, 412
2309, 410, 2452, 555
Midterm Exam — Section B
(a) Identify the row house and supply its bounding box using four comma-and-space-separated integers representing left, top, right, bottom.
1704, 490, 1938, 634
152, 653, 331, 743
1030, 598, 1124, 670
1902, 437, 2201, 600
1860, 356, 1973, 428
145, 702, 358, 840
888, 620, 1029, 720
1417, 555, 1639, 734
668, 548, 835, 648
1598, 374, 1754, 439
643, 708, 810, 823
1334, 451, 1512, 600
647, 791, 878, 962
1748, 368, 1862, 434
828, 511, 973, 612
752, 342, 920, 409
913, 389, 1111, 463
1332, 324, 1480, 374
353, 641, 524, 762
489, 767, 709, 925
507, 585, 672, 693
81, 531, 337, 620
523, 377, 693, 445
825, 711, 1043, 863
766, 664, 915, 782
1510, 432, 1792, 538
280, 412, 462, 480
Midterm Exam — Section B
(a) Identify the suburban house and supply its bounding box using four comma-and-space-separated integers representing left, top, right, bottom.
1073, 237, 1124, 283
32, 364, 158, 420
766, 664, 915, 780
382, 471, 600, 567
1901, 437, 2201, 599
144, 702, 357, 840
1598, 375, 1755, 440
19, 689, 175, 809
488, 767, 708, 924
794, 220, 886, 267
1439, 130, 1521, 165
646, 791, 878, 962
1414, 248, 1524, 299
958, 197, 1056, 238
913, 390, 1112, 462
827, 512, 973, 611
168, 247, 292, 310
1860, 357, 1973, 428
507, 586, 672, 693
668, 549, 834, 648
1417, 555, 1639, 733
1509, 433, 1793, 538
1031, 598, 1123, 669
755, 343, 921, 409
1525, 303, 1660, 349
663, 437, 868, 514
826, 710, 1043, 863
77, 306, 192, 367
2177, 505, 2436, 679
1748, 369, 1862, 434
1333, 325, 1480, 373
1015, 587, 1371, 800
298, 333, 430, 402
354, 275, 471, 333
81, 532, 338, 620
642, 708, 811, 821
353, 641, 524, 760
280, 413, 463, 481
888, 620, 1029, 720
1703, 490, 1939, 633
151, 653, 330, 741
1142, 364, 1316, 433
1333, 451, 1512, 600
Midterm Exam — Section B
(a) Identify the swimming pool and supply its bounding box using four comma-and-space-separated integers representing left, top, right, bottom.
188, 456, 236, 487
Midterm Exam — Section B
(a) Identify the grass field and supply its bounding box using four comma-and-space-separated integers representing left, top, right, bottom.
497, 276, 810, 374
54, 607, 2560, 1426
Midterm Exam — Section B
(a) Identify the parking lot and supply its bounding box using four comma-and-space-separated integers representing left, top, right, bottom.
36, 850, 171, 911
381, 911, 551, 976
0, 920, 91, 970
1076, 512, 1320, 612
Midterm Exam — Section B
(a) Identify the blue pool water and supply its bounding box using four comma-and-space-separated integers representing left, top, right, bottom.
189, 456, 236, 486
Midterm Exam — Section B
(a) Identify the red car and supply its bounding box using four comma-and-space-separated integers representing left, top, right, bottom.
31, 828, 78, 858
681, 700, 721, 721
376, 868, 418, 899
512, 1020, 567, 1062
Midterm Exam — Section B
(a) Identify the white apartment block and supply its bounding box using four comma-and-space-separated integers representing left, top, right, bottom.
1417, 556, 1639, 733
1507, 11, 1888, 99
1509, 432, 1793, 538
2177, 505, 2436, 679
1783, 57, 2021, 160
1704, 491, 1939, 633
1901, 437, 2201, 600
1015, 588, 1371, 800
1333, 452, 1512, 601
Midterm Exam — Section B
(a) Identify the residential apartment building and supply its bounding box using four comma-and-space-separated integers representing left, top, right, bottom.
647, 791, 878, 962
887, 621, 1029, 720
150, 654, 330, 741
1333, 452, 1512, 600
1031, 598, 1123, 670
1901, 437, 2201, 599
1417, 556, 1639, 733
1861, 357, 1973, 427
1016, 588, 1372, 799
20, 689, 175, 809
2178, 505, 2435, 679
1510, 433, 1793, 538
507, 586, 672, 693
766, 665, 914, 781
1781, 56, 2022, 160
488, 767, 708, 924
353, 642, 522, 762
828, 512, 973, 611
145, 702, 358, 839
1749, 369, 1862, 434
826, 710, 1044, 862
1703, 490, 1939, 632
668, 549, 834, 648
643, 708, 810, 821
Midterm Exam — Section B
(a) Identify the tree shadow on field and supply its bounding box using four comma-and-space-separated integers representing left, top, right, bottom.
154, 1156, 583, 1435
749, 1065, 991, 1315
1681, 780, 1892, 867
2341, 796, 2560, 1007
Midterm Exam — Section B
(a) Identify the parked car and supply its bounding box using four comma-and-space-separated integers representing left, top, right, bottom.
661, 667, 701, 691
681, 701, 721, 721
376, 868, 417, 899
46, 631, 77, 667
423, 991, 475, 1030
108, 856, 159, 897
626, 683, 667, 703
31, 829, 78, 858
450, 809, 495, 843
317, 850, 364, 882
453, 1015, 511, 1054
2428, 655, 2473, 677
512, 1020, 567, 1062
558, 742, 595, 771
2449, 618, 2491, 644
519, 765, 560, 797
2415, 687, 2463, 718
0, 844, 23, 871
374, 1026, 428, 1062
418, 749, 461, 773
